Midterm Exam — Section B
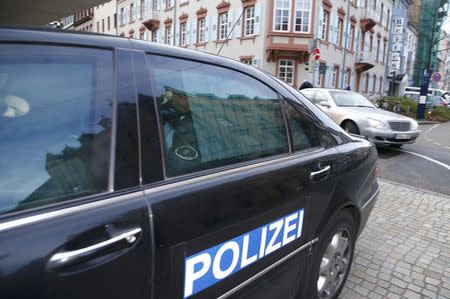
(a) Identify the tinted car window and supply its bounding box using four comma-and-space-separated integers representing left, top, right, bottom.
284, 101, 322, 151
146, 55, 288, 177
0, 44, 113, 215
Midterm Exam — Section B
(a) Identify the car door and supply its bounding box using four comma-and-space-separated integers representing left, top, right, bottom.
0, 44, 155, 299
135, 52, 340, 299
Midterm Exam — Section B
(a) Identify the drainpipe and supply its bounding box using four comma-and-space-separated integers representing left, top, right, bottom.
341, 0, 351, 89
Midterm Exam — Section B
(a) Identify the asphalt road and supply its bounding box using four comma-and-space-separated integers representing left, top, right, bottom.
377, 122, 450, 196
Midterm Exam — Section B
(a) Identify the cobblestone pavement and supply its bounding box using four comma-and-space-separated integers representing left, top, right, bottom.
340, 179, 450, 299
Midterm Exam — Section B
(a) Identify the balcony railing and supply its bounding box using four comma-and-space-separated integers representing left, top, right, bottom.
142, 11, 160, 30
355, 51, 376, 71
360, 8, 379, 32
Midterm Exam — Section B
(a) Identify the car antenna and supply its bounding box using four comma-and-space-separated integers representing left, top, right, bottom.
217, 9, 245, 56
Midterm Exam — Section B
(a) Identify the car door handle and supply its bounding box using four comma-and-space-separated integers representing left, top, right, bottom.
310, 165, 331, 183
48, 227, 142, 270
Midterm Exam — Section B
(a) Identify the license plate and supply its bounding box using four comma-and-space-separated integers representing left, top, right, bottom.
395, 133, 411, 140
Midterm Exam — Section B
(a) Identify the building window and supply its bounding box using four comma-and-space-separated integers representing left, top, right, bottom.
345, 68, 351, 87
244, 6, 255, 36
373, 75, 377, 93
332, 66, 339, 88
180, 22, 188, 46
151, 30, 157, 42
350, 25, 355, 51
107, 16, 111, 31
130, 31, 134, 38
274, 0, 290, 31
365, 73, 369, 92
379, 77, 383, 93
376, 39, 380, 63
294, 0, 311, 33
369, 34, 373, 51
382, 40, 387, 63
322, 10, 329, 41
114, 13, 117, 28
241, 58, 252, 65
278, 59, 295, 85
386, 9, 390, 28
337, 18, 343, 46
219, 12, 228, 40
318, 63, 326, 87
102, 19, 105, 33
380, 3, 384, 24
198, 17, 206, 43
120, 7, 125, 26
166, 0, 173, 9
96, 21, 99, 32
140, 31, 145, 40
165, 25, 171, 44
130, 3, 135, 22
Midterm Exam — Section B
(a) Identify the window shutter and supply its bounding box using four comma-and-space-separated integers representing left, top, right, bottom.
170, 25, 175, 45
192, 19, 197, 44
364, 33, 370, 52
174, 25, 179, 46
355, 27, 360, 52
254, 2, 262, 36
317, 6, 323, 39
351, 70, 355, 90
137, 0, 141, 19
157, 28, 162, 43
227, 10, 234, 37
205, 16, 210, 42
126, 5, 130, 23
156, 0, 161, 11
334, 13, 339, 44
329, 12, 334, 44
211, 15, 218, 41
186, 20, 191, 45
235, 7, 243, 38
344, 19, 350, 49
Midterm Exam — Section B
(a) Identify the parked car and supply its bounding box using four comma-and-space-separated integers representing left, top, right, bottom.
405, 93, 449, 109
300, 89, 421, 148
0, 27, 379, 299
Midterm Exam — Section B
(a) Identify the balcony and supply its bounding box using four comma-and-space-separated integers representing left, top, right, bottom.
73, 14, 93, 27
360, 9, 379, 32
355, 51, 376, 72
142, 11, 160, 30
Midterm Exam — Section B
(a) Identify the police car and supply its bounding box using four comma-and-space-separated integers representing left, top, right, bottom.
0, 27, 379, 299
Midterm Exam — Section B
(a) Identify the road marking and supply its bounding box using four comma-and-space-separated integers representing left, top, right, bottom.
399, 149, 450, 171
423, 124, 450, 151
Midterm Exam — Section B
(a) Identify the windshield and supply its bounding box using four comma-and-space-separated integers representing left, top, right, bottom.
329, 91, 375, 108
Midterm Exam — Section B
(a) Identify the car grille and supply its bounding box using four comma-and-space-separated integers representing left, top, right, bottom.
389, 121, 411, 131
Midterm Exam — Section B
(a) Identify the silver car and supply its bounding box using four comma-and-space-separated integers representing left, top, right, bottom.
300, 89, 421, 148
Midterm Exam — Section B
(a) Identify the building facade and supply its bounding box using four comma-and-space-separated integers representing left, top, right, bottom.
73, 7, 94, 32
93, 1, 118, 35
72, 0, 394, 98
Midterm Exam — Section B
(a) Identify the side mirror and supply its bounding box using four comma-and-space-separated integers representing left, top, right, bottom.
318, 101, 331, 108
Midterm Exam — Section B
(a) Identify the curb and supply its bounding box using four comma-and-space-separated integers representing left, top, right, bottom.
378, 178, 450, 199
417, 121, 440, 125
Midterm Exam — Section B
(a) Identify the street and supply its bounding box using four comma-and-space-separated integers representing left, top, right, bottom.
377, 122, 450, 196
341, 122, 450, 299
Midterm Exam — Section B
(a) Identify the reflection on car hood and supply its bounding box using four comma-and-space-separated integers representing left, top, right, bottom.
337, 107, 413, 122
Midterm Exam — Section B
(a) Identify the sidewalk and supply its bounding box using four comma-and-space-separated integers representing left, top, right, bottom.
340, 180, 450, 299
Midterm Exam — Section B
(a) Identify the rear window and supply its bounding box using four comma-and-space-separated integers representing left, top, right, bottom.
0, 44, 113, 215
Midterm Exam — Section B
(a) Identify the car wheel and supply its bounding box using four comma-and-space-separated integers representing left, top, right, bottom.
312, 210, 356, 299
342, 121, 360, 135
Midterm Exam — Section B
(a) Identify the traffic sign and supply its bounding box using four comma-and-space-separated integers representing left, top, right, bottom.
312, 48, 320, 61
432, 72, 441, 82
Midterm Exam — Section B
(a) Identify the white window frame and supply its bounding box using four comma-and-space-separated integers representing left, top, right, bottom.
120, 7, 125, 26
322, 10, 329, 41
180, 22, 188, 46
332, 66, 338, 88
244, 6, 255, 36
165, 25, 171, 44
219, 12, 229, 40
278, 59, 295, 85
337, 18, 343, 47
273, 0, 291, 32
294, 0, 312, 33
198, 18, 206, 43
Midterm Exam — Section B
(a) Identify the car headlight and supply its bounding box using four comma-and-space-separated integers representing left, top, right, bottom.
411, 120, 419, 130
367, 118, 388, 129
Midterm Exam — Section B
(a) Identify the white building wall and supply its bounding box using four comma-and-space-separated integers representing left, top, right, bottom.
94, 1, 117, 35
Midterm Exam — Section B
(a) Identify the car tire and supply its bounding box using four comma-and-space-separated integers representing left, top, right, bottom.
341, 121, 360, 135
310, 210, 357, 299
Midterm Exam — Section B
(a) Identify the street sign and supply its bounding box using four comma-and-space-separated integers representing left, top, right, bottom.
432, 72, 442, 82
312, 48, 320, 61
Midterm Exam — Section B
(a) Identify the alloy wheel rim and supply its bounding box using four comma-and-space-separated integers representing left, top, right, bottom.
317, 228, 352, 299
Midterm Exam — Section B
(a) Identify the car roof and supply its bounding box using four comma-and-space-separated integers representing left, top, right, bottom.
0, 26, 264, 79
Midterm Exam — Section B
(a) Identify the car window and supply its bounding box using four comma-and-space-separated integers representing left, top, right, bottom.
146, 55, 289, 177
284, 101, 322, 151
329, 91, 374, 107
300, 89, 316, 101
0, 44, 113, 216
